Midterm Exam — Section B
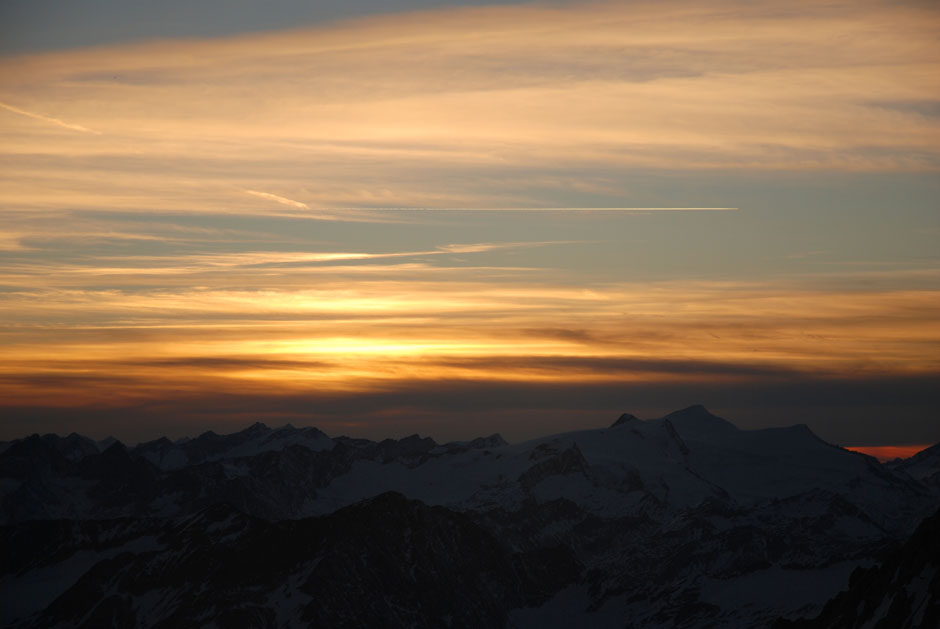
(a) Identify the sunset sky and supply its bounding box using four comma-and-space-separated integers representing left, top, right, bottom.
1, 0, 938, 447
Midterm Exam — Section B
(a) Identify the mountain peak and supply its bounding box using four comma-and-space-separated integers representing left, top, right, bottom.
908, 441, 940, 462
468, 433, 508, 449
670, 404, 710, 416
662, 405, 738, 439
101, 440, 129, 456
240, 422, 270, 435
611, 413, 640, 428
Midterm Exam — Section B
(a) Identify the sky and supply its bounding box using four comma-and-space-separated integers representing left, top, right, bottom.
1, 0, 938, 447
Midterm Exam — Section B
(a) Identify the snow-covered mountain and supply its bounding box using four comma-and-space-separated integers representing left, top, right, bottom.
1, 406, 938, 627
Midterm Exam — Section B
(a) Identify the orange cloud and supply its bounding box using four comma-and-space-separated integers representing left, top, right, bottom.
2, 272, 938, 414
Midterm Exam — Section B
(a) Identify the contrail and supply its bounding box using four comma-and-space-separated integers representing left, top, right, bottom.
244, 190, 310, 210
0, 101, 101, 135
239, 195, 738, 214
320, 207, 738, 211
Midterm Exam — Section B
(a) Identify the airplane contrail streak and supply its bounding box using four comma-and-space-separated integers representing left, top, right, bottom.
0, 101, 102, 135
244, 190, 310, 210
314, 207, 739, 211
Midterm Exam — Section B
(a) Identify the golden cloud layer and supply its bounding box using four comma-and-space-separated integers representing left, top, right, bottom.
2, 268, 938, 409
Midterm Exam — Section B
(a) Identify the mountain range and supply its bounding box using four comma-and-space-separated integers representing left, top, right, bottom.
2, 405, 938, 627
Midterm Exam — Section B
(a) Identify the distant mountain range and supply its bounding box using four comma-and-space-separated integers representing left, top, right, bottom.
2, 405, 938, 627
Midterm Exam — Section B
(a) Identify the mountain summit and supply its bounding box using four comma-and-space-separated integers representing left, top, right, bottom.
661, 404, 739, 439
611, 413, 640, 428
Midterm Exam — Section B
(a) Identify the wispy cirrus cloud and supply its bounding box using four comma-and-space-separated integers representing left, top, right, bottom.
0, 240, 574, 285
0, 231, 32, 251
1, 0, 938, 222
